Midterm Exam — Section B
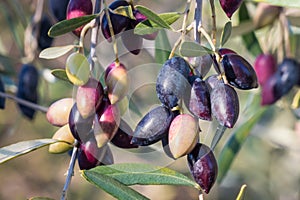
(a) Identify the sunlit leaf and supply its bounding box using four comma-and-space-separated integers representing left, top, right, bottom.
239, 2, 262, 57
220, 21, 232, 46
134, 12, 180, 35
48, 14, 98, 37
155, 29, 171, 64
179, 41, 213, 57
217, 107, 268, 183
0, 139, 57, 164
111, 6, 135, 20
82, 171, 150, 200
247, 0, 300, 8
83, 163, 200, 189
51, 69, 72, 83
39, 45, 75, 59
135, 5, 171, 29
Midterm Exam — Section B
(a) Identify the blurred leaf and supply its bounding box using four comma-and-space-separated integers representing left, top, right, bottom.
217, 107, 268, 183
210, 125, 227, 150
239, 3, 262, 57
28, 197, 55, 200
48, 14, 98, 37
0, 54, 17, 75
0, 139, 57, 164
51, 69, 72, 83
247, 0, 300, 8
128, 97, 143, 117
39, 45, 75, 59
179, 41, 213, 57
135, 5, 171, 29
220, 21, 232, 46
134, 12, 180, 35
82, 171, 150, 200
236, 184, 247, 200
112, 6, 135, 20
83, 163, 200, 189
155, 29, 171, 64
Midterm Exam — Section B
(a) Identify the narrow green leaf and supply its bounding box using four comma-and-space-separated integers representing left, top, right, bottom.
28, 197, 55, 200
111, 6, 135, 20
210, 125, 227, 150
82, 171, 150, 200
217, 107, 268, 183
84, 163, 200, 189
220, 21, 232, 46
239, 3, 262, 57
39, 45, 75, 59
0, 139, 57, 164
236, 184, 247, 200
155, 29, 171, 64
51, 69, 72, 83
134, 12, 180, 35
246, 0, 300, 8
48, 14, 98, 37
135, 5, 171, 29
179, 41, 213, 57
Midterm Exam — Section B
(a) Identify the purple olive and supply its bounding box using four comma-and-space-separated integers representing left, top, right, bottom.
121, 27, 143, 55
111, 120, 138, 148
219, 0, 243, 19
187, 143, 218, 194
221, 54, 258, 90
0, 76, 6, 109
254, 54, 277, 86
38, 16, 53, 50
211, 83, 239, 128
49, 0, 69, 21
66, 0, 93, 37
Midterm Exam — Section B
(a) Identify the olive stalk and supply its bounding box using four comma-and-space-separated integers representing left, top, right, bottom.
209, 0, 217, 45
169, 0, 192, 59
0, 91, 48, 113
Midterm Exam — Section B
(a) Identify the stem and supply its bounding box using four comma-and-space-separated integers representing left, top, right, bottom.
199, 192, 204, 200
61, 143, 79, 200
199, 27, 215, 51
0, 91, 48, 113
279, 12, 291, 58
89, 0, 101, 72
103, 0, 119, 64
78, 22, 94, 54
209, 0, 217, 45
169, 0, 192, 59
194, 0, 202, 44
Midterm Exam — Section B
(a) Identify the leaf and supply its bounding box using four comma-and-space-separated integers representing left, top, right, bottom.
239, 2, 262, 57
111, 6, 135, 20
210, 125, 227, 150
0, 54, 17, 75
51, 69, 72, 83
217, 107, 268, 183
134, 12, 180, 35
247, 0, 300, 8
236, 184, 247, 200
48, 14, 98, 37
155, 29, 171, 64
39, 45, 75, 59
220, 21, 232, 46
83, 163, 200, 189
135, 5, 171, 29
0, 139, 57, 164
179, 41, 213, 57
28, 197, 56, 200
82, 171, 150, 200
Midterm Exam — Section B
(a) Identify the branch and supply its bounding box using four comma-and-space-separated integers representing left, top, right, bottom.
209, 0, 217, 46
194, 0, 202, 43
0, 91, 48, 113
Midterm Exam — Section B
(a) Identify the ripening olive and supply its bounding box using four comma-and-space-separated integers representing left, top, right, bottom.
47, 98, 74, 127
49, 124, 74, 154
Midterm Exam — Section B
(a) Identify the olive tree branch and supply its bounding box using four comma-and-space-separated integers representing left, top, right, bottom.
194, 0, 202, 44
209, 0, 217, 45
0, 91, 48, 113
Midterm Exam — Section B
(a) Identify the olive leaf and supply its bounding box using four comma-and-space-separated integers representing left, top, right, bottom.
0, 139, 57, 164
220, 21, 232, 46
48, 14, 98, 37
179, 41, 213, 57
28, 197, 56, 200
247, 0, 300, 8
82, 171, 150, 200
83, 163, 200, 189
217, 107, 268, 183
155, 29, 172, 64
111, 6, 135, 20
39, 45, 75, 59
134, 12, 180, 35
51, 69, 72, 83
238, 2, 262, 57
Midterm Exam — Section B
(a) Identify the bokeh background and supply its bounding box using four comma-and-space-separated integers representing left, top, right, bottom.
0, 0, 300, 199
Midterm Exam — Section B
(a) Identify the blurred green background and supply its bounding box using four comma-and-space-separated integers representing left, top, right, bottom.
0, 0, 300, 199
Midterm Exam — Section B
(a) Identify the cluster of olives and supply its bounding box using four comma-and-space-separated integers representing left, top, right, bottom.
101, 0, 157, 55
254, 54, 300, 105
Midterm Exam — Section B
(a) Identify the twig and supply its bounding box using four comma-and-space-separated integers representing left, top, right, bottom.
61, 143, 79, 200
194, 0, 202, 44
209, 0, 217, 45
0, 91, 48, 113
169, 0, 192, 58
199, 191, 204, 200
